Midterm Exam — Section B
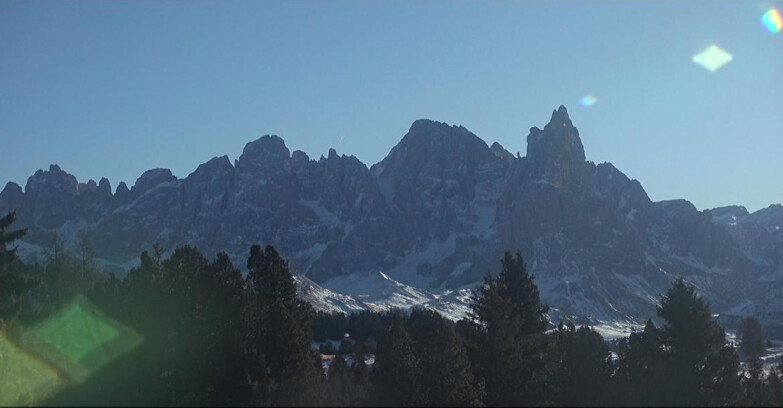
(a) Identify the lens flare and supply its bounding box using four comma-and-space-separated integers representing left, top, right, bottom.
692, 45, 733, 72
20, 295, 144, 383
0, 333, 63, 406
762, 9, 782, 33
578, 95, 598, 107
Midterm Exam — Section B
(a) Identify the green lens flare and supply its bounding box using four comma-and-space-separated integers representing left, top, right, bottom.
32, 302, 121, 362
19, 294, 143, 384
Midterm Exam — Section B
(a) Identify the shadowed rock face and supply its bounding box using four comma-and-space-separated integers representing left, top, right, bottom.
3, 106, 781, 326
526, 105, 586, 189
370, 119, 510, 248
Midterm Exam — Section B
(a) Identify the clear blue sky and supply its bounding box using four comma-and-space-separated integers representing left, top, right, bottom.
2, 1, 781, 212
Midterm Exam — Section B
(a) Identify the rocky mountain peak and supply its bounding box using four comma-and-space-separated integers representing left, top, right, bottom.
131, 168, 176, 196
115, 181, 129, 196
77, 179, 99, 194
1, 181, 22, 197
24, 164, 79, 195
707, 205, 750, 225
409, 118, 459, 131
98, 178, 112, 197
657, 198, 698, 214
393, 119, 483, 154
548, 104, 573, 128
403, 119, 472, 144
235, 135, 291, 175
525, 105, 586, 187
291, 150, 311, 175
656, 199, 704, 232
183, 156, 234, 203
747, 204, 783, 226
0, 182, 23, 211
191, 155, 233, 177
113, 181, 131, 204
490, 142, 515, 163
373, 119, 495, 178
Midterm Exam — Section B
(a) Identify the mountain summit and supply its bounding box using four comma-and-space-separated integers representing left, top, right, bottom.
2, 106, 781, 329
526, 105, 586, 187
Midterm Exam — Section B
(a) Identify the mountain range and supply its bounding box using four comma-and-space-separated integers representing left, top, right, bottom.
2, 106, 781, 331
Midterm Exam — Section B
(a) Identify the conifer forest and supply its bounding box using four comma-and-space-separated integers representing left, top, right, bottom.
2, 210, 782, 406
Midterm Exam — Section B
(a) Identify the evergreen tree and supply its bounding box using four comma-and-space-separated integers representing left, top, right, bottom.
58, 249, 164, 405
468, 251, 549, 406
766, 357, 783, 406
326, 355, 372, 406
0, 211, 26, 268
548, 322, 613, 406
128, 249, 162, 295
157, 245, 214, 404
657, 279, 740, 406
51, 246, 250, 406
615, 320, 670, 405
246, 244, 322, 406
372, 316, 422, 406
740, 356, 767, 406
76, 231, 96, 277
326, 356, 352, 406
200, 251, 252, 404
42, 231, 68, 271
406, 308, 484, 406
737, 317, 773, 406
38, 232, 87, 310
314, 310, 349, 342
0, 211, 36, 324
498, 251, 549, 335
347, 309, 389, 342
739, 316, 766, 358
617, 278, 741, 406
349, 354, 373, 406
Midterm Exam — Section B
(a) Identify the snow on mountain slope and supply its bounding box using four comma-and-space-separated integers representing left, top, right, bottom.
3, 106, 781, 330
294, 274, 373, 314
305, 270, 476, 321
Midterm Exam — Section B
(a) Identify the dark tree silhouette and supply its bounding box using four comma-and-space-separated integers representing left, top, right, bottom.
658, 279, 741, 405
548, 322, 614, 406
372, 316, 422, 406
246, 244, 323, 406
406, 308, 483, 406
0, 211, 26, 268
468, 251, 549, 406
615, 320, 669, 405
0, 211, 36, 324
325, 355, 372, 406
739, 316, 766, 358
618, 278, 741, 406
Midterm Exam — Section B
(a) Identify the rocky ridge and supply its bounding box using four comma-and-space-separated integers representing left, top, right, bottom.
2, 106, 781, 329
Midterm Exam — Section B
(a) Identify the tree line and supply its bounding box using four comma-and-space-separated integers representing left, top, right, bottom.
1, 210, 783, 406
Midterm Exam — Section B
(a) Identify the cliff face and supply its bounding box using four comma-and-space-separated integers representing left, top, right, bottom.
2, 106, 781, 326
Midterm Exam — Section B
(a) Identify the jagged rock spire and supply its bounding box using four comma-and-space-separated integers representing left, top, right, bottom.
525, 105, 585, 187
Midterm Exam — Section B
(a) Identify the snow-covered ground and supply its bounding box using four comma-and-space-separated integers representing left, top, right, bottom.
300, 272, 651, 338
759, 345, 783, 369
591, 321, 645, 341
315, 270, 475, 320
